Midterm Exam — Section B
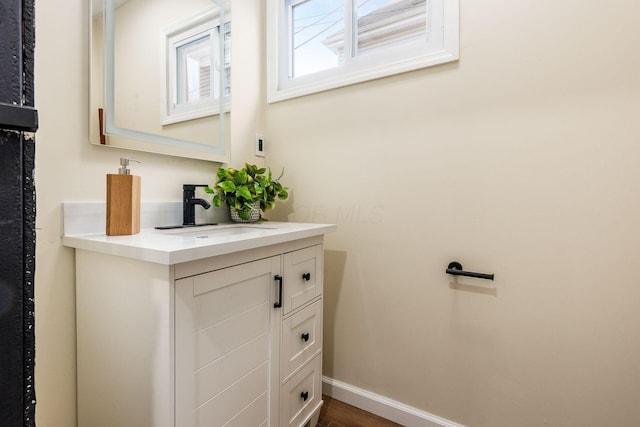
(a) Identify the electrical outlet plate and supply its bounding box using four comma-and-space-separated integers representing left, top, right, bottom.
255, 134, 265, 157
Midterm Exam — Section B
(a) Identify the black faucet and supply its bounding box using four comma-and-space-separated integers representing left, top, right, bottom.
182, 184, 211, 226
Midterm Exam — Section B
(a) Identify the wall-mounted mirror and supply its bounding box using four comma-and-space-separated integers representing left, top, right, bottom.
90, 0, 231, 162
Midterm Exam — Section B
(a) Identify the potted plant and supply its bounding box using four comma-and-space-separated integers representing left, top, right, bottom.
206, 163, 289, 222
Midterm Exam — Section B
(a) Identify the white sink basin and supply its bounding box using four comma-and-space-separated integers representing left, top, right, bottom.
157, 224, 275, 239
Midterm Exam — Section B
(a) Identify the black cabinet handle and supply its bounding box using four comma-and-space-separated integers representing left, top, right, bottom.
301, 332, 310, 342
274, 275, 283, 308
300, 391, 309, 401
302, 272, 311, 281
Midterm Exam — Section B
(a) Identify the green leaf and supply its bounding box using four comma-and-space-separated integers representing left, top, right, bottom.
218, 181, 236, 193
236, 185, 252, 200
235, 169, 248, 184
278, 189, 288, 200
212, 194, 221, 207
238, 208, 250, 220
217, 168, 227, 179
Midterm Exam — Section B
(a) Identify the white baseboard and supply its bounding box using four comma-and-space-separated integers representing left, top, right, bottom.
322, 376, 467, 427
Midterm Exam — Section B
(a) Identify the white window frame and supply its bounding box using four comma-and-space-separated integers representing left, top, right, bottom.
161, 6, 229, 125
267, 0, 459, 103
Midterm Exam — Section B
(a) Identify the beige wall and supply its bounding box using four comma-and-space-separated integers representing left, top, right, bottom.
266, 1, 640, 427
34, 0, 640, 426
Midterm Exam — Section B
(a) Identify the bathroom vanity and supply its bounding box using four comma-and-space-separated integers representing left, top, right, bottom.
63, 203, 335, 427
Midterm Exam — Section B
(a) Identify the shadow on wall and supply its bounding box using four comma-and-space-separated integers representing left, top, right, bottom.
448, 279, 498, 297
265, 189, 296, 222
322, 249, 348, 379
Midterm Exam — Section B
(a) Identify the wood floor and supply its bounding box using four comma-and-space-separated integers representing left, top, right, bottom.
316, 396, 402, 427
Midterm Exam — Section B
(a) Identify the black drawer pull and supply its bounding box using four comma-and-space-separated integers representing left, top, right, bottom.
302, 272, 311, 281
300, 391, 309, 401
274, 275, 283, 308
301, 332, 310, 342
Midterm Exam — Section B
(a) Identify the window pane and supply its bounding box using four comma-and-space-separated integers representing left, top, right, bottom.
291, 0, 345, 78
355, 0, 427, 56
222, 21, 231, 96
176, 35, 212, 104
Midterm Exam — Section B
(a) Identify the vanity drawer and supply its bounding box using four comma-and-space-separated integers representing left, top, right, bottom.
283, 245, 323, 315
281, 300, 322, 381
280, 354, 322, 427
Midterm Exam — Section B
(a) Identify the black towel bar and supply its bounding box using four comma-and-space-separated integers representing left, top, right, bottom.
446, 261, 494, 281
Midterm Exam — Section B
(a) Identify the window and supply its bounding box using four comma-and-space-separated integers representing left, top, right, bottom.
161, 7, 230, 125
175, 33, 214, 104
267, 0, 458, 102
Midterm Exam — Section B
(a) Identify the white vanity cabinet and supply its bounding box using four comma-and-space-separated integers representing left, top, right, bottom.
74, 234, 327, 427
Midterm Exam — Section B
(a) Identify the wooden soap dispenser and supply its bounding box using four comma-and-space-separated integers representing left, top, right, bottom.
106, 158, 141, 236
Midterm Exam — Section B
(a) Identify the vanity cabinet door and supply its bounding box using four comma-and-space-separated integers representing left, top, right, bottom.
282, 245, 323, 315
174, 256, 281, 427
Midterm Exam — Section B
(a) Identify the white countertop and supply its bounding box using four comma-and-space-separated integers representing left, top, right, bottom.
61, 202, 335, 265
63, 222, 336, 265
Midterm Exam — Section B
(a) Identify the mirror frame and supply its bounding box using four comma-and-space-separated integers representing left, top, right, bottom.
90, 0, 230, 162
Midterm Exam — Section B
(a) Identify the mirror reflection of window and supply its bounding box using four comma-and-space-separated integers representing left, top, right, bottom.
177, 35, 212, 104
222, 21, 231, 97
162, 6, 230, 125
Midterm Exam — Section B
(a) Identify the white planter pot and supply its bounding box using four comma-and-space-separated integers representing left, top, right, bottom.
230, 201, 261, 223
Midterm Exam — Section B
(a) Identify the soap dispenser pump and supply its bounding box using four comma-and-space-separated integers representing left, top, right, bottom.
106, 158, 141, 236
